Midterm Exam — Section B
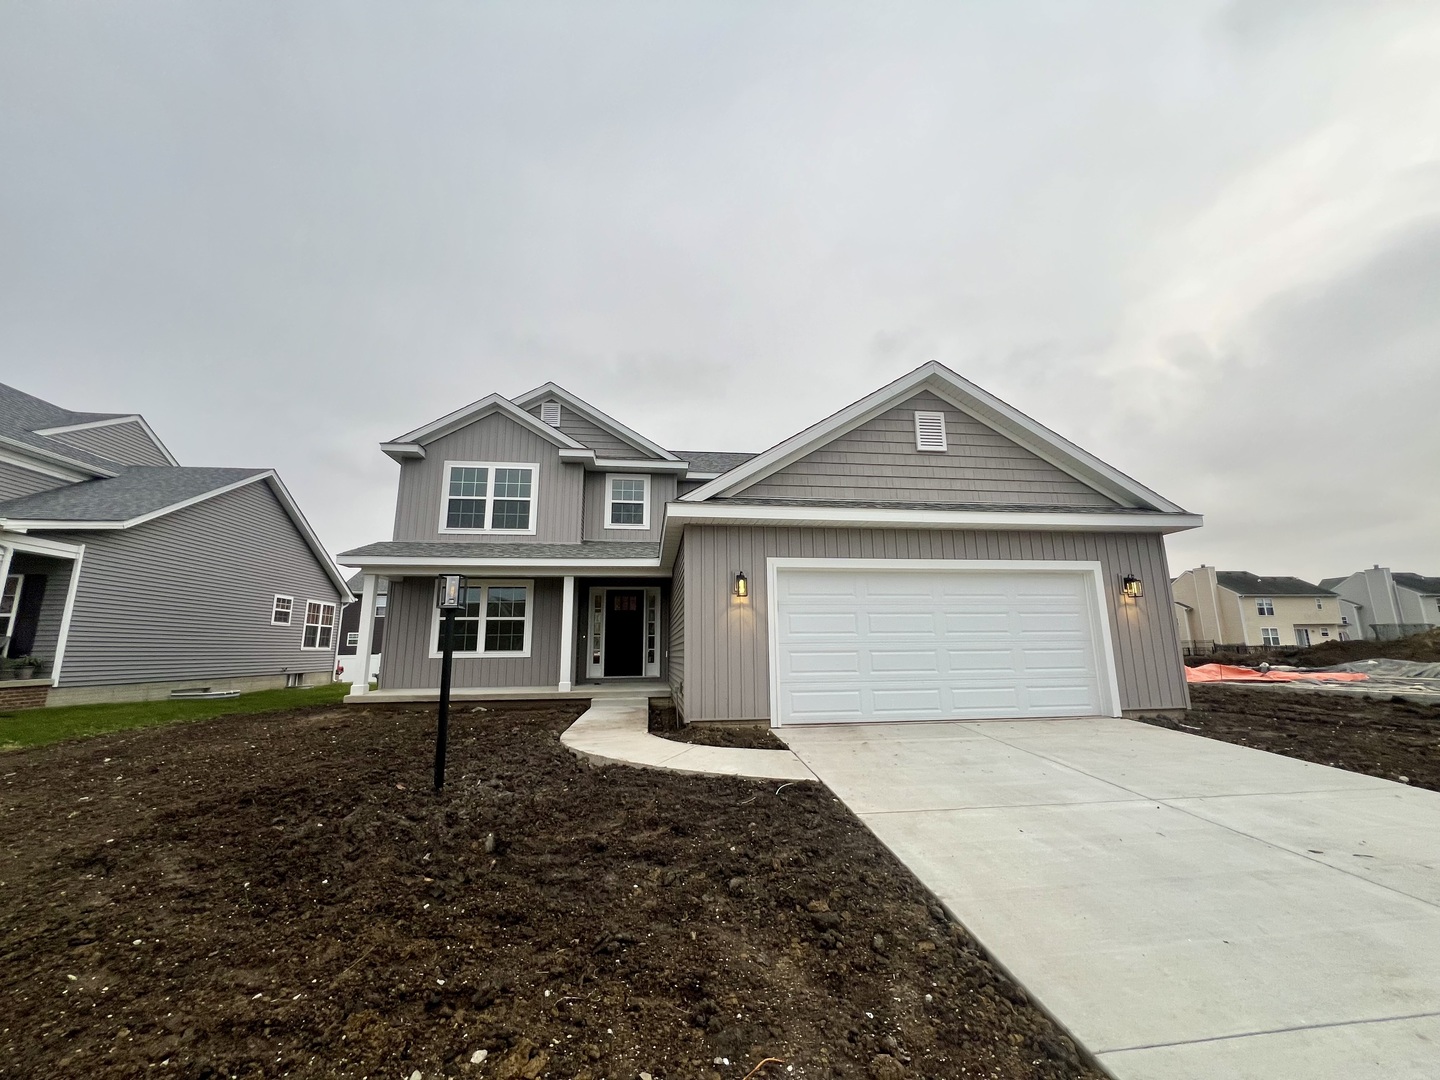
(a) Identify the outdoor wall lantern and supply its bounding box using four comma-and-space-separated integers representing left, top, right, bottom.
433, 574, 467, 791
1121, 574, 1143, 600
734, 571, 748, 598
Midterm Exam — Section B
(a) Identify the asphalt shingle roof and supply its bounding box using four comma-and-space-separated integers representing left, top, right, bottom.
0, 382, 133, 472
1393, 573, 1440, 595
339, 540, 660, 561
673, 450, 756, 475
0, 467, 268, 523
1214, 571, 1335, 597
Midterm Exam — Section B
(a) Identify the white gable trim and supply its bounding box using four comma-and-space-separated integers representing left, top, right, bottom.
386, 394, 588, 461
512, 382, 679, 461
34, 415, 180, 466
0, 448, 92, 484
678, 361, 1186, 513
0, 434, 117, 479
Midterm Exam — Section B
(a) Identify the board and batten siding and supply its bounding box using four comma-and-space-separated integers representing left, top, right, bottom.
669, 539, 686, 715
581, 471, 677, 541
383, 575, 563, 689
525, 403, 649, 459
46, 422, 171, 467
41, 480, 342, 687
392, 413, 583, 544
0, 460, 69, 500
677, 525, 1187, 722
739, 391, 1119, 508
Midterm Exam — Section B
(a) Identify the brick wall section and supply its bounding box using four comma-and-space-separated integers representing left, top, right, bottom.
0, 683, 51, 710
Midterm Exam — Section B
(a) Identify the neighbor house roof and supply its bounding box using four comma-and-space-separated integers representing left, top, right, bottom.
1214, 571, 1335, 597
0, 467, 268, 523
1318, 577, 1346, 591
1393, 573, 1440, 595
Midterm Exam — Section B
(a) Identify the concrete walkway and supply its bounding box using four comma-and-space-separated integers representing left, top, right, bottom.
561, 697, 816, 781
778, 716, 1440, 1080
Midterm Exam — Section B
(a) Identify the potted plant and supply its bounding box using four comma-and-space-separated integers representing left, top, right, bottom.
15, 656, 37, 680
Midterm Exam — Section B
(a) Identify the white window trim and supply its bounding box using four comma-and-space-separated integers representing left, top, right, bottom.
438, 460, 540, 535
1261, 627, 1281, 646
1, 574, 24, 645
1256, 598, 1275, 616
605, 473, 651, 530
429, 579, 534, 658
300, 601, 337, 650
271, 594, 295, 626
585, 585, 661, 678
913, 410, 948, 452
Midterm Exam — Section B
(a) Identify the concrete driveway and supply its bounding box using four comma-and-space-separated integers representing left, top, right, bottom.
777, 717, 1440, 1080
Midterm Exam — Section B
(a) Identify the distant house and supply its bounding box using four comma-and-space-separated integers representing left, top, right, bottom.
336, 573, 386, 681
0, 383, 351, 708
1320, 567, 1440, 642
1172, 567, 1345, 651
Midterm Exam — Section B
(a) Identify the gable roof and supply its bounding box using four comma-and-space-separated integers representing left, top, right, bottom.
1214, 571, 1334, 597
1318, 577, 1346, 591
0, 467, 352, 600
678, 361, 1188, 513
381, 393, 589, 461
1393, 573, 1440, 595
0, 382, 127, 476
512, 383, 679, 461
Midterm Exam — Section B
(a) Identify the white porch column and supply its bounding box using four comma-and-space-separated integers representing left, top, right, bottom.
349, 574, 381, 695
0, 543, 13, 656
558, 575, 576, 692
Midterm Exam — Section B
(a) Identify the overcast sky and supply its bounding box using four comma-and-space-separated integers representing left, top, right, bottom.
2, 1, 1436, 582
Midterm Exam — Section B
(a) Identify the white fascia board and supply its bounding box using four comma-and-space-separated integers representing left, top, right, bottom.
665, 500, 1202, 532
35, 415, 180, 466
683, 472, 721, 481
678, 361, 1187, 514
590, 458, 688, 474
558, 448, 597, 464
0, 530, 86, 558
388, 394, 588, 452
342, 556, 665, 577
0, 434, 117, 478
512, 382, 680, 461
380, 442, 426, 460
0, 447, 92, 484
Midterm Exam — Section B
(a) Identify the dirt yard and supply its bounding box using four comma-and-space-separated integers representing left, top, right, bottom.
649, 701, 787, 750
1142, 684, 1440, 793
1, 702, 1097, 1080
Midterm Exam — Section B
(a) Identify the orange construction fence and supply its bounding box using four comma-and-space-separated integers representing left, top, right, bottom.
1185, 664, 1369, 684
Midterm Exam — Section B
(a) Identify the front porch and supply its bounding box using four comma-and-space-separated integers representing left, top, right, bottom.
0, 532, 85, 708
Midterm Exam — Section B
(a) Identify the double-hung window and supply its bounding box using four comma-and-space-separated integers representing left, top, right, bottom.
272, 595, 294, 625
441, 461, 537, 533
606, 474, 650, 529
1256, 598, 1275, 616
302, 601, 336, 649
1260, 627, 1281, 646
434, 580, 533, 657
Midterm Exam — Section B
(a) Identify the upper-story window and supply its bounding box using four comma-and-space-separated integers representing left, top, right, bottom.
1256, 598, 1275, 616
606, 474, 650, 529
1316, 598, 1324, 609
440, 461, 537, 534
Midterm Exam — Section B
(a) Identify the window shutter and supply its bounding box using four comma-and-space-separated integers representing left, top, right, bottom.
914, 410, 947, 452
540, 401, 561, 427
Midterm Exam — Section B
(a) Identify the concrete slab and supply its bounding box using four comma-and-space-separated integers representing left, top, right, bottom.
561, 698, 816, 782
779, 717, 1440, 1079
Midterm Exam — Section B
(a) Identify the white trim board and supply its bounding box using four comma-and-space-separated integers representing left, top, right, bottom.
0, 434, 116, 478
764, 557, 1124, 727
385, 394, 588, 461
48, 544, 86, 687
0, 448, 93, 484
512, 382, 679, 461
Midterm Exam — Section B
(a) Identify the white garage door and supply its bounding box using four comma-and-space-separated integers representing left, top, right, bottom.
772, 565, 1112, 725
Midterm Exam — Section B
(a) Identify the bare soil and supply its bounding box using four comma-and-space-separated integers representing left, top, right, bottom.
1, 701, 1097, 1080
1140, 684, 1440, 792
649, 702, 787, 750
1186, 628, 1440, 668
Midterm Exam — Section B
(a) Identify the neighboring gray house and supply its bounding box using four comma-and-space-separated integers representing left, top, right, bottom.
0, 383, 351, 708
1320, 567, 1440, 641
341, 362, 1200, 724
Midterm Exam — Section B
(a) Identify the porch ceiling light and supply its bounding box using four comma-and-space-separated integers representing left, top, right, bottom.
437, 574, 466, 609
1121, 574, 1143, 600
734, 571, 748, 599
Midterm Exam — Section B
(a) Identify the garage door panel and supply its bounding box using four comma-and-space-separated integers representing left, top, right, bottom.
775, 566, 1110, 725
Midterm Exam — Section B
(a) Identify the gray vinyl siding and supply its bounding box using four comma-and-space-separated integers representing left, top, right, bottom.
0, 460, 69, 500
582, 472, 677, 541
392, 412, 583, 544
46, 421, 171, 466
5, 553, 71, 662
669, 538, 685, 716
740, 391, 1119, 507
677, 479, 707, 497
525, 403, 650, 459
40, 480, 342, 687
382, 575, 562, 689
678, 525, 1186, 722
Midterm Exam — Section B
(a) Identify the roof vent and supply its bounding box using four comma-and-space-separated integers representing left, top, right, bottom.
540, 401, 561, 427
914, 410, 947, 452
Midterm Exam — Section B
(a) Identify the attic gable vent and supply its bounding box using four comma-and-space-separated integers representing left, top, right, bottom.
540, 401, 562, 427
913, 410, 947, 452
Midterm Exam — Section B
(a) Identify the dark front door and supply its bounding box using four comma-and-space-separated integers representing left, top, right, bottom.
604, 589, 645, 677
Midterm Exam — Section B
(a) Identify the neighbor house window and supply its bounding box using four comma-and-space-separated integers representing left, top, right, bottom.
271, 595, 294, 625
433, 580, 532, 657
1261, 627, 1281, 646
0, 575, 23, 643
606, 474, 650, 529
440, 461, 537, 533
1256, 598, 1275, 616
346, 631, 359, 648
1316, 598, 1324, 609
302, 601, 336, 649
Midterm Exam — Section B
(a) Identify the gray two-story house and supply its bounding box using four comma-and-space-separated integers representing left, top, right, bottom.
341, 362, 1199, 726
0, 383, 351, 708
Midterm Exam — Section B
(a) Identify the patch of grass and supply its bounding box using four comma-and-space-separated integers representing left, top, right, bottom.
0, 682, 352, 750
